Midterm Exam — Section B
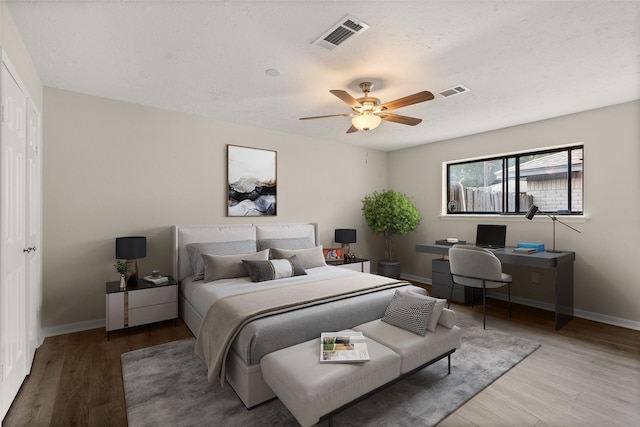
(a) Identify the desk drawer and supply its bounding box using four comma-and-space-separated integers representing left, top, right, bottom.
432, 280, 474, 304
432, 260, 474, 304
432, 258, 451, 274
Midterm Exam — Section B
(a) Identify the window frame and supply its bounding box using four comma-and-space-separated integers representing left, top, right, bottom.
445, 144, 584, 216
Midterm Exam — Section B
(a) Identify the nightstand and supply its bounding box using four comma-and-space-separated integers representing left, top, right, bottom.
105, 277, 178, 339
333, 258, 370, 273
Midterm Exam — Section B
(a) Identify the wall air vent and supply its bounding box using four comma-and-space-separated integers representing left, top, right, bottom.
312, 15, 370, 50
439, 84, 471, 98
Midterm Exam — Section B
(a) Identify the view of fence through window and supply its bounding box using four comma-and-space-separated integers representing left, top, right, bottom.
447, 145, 583, 215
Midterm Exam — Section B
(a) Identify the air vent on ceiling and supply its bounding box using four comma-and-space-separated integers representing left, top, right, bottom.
312, 15, 370, 50
438, 84, 471, 98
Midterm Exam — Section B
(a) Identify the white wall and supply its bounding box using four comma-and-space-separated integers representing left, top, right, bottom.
42, 87, 387, 332
388, 101, 640, 328
0, 1, 42, 109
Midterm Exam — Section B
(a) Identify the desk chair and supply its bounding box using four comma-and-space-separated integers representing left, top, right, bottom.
448, 244, 512, 329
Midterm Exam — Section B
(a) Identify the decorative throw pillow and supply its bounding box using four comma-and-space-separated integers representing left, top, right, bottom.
201, 249, 269, 282
242, 255, 307, 282
270, 246, 327, 269
382, 289, 437, 336
406, 290, 447, 332
187, 240, 257, 281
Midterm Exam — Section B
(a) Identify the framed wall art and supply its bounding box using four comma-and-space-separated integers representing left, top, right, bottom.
227, 145, 277, 216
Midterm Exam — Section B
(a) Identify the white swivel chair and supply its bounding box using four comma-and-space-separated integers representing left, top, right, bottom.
448, 244, 512, 329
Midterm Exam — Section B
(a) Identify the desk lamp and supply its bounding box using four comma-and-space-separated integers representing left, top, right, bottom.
525, 205, 580, 253
334, 229, 356, 261
116, 236, 147, 285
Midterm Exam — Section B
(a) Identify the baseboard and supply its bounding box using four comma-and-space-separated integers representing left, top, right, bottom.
401, 274, 640, 331
485, 291, 556, 312
400, 273, 432, 284
485, 291, 640, 331
573, 308, 640, 331
41, 318, 105, 338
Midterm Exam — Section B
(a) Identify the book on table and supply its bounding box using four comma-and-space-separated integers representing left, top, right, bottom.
142, 275, 169, 285
513, 247, 537, 254
320, 331, 370, 363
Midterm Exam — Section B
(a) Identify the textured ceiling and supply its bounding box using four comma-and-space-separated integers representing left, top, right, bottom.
7, 0, 640, 151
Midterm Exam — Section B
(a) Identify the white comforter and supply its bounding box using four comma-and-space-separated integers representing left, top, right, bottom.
181, 265, 359, 317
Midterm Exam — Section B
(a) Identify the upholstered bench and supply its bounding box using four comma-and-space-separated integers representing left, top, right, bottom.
354, 308, 462, 374
261, 334, 401, 427
261, 305, 461, 427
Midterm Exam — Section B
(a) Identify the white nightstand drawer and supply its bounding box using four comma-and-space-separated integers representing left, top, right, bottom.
336, 260, 370, 273
128, 285, 177, 308
129, 302, 177, 327
106, 279, 178, 338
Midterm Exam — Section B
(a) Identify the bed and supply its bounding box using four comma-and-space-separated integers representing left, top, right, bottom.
171, 223, 425, 408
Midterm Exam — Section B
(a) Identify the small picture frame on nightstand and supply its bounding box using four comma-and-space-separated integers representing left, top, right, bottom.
323, 247, 343, 263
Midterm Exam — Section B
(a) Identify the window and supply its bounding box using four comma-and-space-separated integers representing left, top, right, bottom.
446, 145, 583, 215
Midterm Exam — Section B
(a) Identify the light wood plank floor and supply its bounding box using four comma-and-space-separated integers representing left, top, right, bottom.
4, 295, 639, 426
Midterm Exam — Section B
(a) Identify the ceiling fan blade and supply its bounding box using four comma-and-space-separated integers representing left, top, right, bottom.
299, 113, 352, 120
346, 124, 359, 133
330, 90, 363, 109
379, 91, 434, 112
379, 113, 422, 126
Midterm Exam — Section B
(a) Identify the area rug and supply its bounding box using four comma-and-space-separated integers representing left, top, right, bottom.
122, 326, 539, 426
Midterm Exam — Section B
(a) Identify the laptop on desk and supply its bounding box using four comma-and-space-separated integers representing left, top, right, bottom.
475, 224, 506, 251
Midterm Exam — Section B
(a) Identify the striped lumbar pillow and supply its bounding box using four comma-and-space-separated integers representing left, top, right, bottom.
242, 255, 307, 282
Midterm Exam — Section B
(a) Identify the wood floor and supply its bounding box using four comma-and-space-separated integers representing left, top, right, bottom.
4, 295, 640, 427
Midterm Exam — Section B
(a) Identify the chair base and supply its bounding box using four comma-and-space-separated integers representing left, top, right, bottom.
448, 281, 511, 329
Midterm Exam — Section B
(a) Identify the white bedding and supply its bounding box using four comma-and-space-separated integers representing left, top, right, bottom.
181, 265, 359, 317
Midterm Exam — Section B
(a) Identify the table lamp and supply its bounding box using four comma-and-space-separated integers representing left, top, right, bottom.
334, 229, 356, 261
525, 205, 580, 253
116, 236, 147, 285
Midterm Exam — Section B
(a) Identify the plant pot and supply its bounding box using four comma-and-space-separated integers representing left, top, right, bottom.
377, 261, 401, 279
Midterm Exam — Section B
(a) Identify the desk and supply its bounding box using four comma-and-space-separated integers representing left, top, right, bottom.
416, 243, 575, 330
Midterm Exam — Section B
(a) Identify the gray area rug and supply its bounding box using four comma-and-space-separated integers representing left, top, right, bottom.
122, 326, 539, 426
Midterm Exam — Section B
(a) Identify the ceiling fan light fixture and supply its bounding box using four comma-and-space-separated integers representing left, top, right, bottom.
351, 113, 381, 131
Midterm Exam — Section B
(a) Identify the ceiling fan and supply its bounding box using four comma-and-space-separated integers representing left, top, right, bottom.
299, 82, 434, 133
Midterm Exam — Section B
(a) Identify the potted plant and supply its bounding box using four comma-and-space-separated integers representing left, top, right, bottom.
361, 189, 421, 278
114, 260, 131, 289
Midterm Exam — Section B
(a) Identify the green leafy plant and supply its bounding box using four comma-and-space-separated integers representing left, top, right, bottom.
362, 189, 421, 261
114, 260, 131, 276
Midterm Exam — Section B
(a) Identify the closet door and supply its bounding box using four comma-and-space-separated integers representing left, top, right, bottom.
25, 101, 41, 366
0, 63, 28, 419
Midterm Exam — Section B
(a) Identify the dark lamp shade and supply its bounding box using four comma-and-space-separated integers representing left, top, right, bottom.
525, 205, 539, 220
334, 229, 356, 244
115, 236, 147, 259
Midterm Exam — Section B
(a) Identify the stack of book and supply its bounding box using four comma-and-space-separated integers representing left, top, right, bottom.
143, 275, 169, 285
513, 247, 537, 254
320, 331, 370, 363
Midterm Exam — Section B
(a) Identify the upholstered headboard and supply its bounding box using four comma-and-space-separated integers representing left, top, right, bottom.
171, 223, 318, 282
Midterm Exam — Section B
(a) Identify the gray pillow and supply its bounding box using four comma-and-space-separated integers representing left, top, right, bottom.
201, 249, 269, 282
187, 240, 257, 281
270, 246, 326, 269
419, 292, 447, 332
382, 289, 436, 336
242, 255, 307, 282
257, 237, 315, 252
